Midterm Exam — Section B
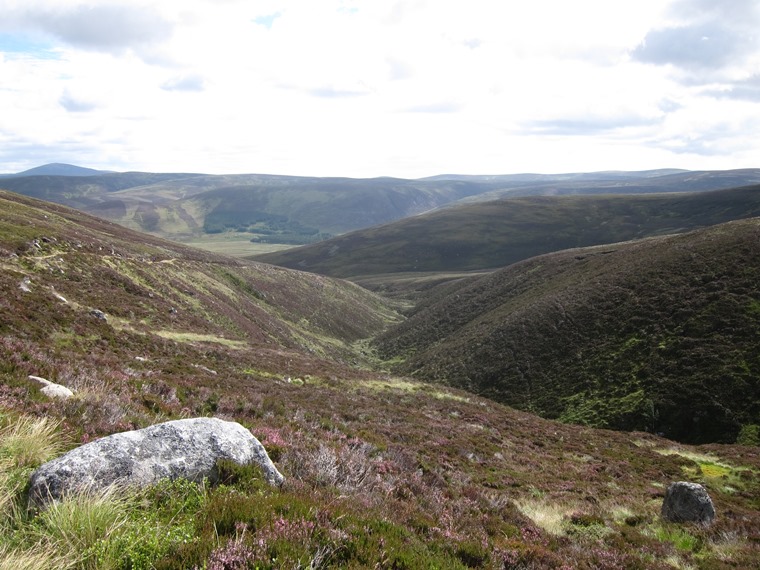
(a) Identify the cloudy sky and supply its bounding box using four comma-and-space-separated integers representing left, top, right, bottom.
1, 0, 759, 177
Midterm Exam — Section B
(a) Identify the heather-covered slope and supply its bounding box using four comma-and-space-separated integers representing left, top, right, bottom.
0, 190, 399, 373
375, 218, 760, 445
254, 185, 760, 278
1, 190, 760, 568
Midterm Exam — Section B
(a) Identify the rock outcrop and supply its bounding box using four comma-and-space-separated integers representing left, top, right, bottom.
661, 481, 715, 525
89, 309, 107, 321
29, 417, 284, 507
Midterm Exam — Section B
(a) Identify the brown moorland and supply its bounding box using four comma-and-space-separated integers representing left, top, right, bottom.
0, 189, 758, 569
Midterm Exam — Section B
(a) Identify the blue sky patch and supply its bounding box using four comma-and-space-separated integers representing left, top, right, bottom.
0, 33, 59, 59
253, 13, 281, 29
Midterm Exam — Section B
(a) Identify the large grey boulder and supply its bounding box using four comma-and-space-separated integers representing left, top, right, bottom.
661, 481, 715, 525
29, 418, 284, 507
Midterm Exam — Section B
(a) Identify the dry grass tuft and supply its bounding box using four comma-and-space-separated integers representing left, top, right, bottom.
0, 416, 63, 469
0, 543, 73, 570
514, 499, 575, 536
35, 486, 132, 567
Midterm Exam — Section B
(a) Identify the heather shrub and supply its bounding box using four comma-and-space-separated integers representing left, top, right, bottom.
453, 539, 489, 567
281, 439, 379, 493
204, 535, 254, 570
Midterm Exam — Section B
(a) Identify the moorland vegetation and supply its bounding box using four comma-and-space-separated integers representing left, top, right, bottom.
254, 184, 760, 277
373, 218, 760, 444
0, 178, 759, 568
4, 166, 760, 249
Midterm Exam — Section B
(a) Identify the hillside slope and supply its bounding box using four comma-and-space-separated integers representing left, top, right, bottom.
0, 172, 504, 241
1, 192, 760, 569
0, 163, 108, 177
444, 168, 760, 202
0, 189, 399, 379
254, 184, 760, 278
374, 218, 760, 444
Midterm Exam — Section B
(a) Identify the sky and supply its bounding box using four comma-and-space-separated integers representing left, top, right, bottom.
1, 0, 759, 178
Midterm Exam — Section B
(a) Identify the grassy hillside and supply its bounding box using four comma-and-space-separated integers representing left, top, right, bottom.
1, 191, 760, 568
253, 184, 760, 278
374, 217, 760, 445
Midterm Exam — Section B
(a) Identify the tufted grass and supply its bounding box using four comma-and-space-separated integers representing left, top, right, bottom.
0, 414, 76, 569
33, 487, 132, 567
0, 416, 64, 469
0, 543, 72, 570
0, 416, 66, 533
513, 499, 574, 537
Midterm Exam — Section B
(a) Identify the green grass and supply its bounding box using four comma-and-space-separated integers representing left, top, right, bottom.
0, 416, 63, 469
185, 235, 294, 257
647, 523, 703, 553
34, 487, 132, 568
152, 330, 249, 349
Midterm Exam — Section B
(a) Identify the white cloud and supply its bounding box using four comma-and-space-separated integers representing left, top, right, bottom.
161, 73, 207, 92
1, 1, 175, 54
0, 0, 758, 176
59, 88, 100, 112
632, 0, 760, 78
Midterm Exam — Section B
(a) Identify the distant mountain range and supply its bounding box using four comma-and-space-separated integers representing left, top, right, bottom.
2, 164, 760, 246
0, 162, 110, 177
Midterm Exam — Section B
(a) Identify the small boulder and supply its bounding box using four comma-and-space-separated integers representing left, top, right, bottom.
28, 375, 74, 400
90, 309, 107, 321
661, 481, 715, 525
29, 417, 284, 507
50, 287, 68, 304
